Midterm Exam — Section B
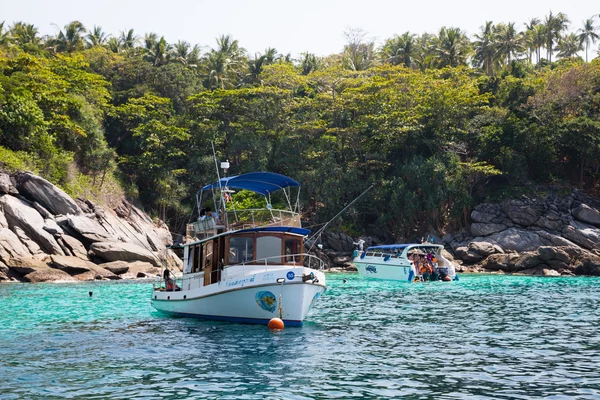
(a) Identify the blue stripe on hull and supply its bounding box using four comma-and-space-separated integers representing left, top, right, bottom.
156, 310, 303, 327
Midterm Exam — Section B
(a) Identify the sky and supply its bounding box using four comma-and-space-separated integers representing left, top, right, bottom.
2, 0, 598, 57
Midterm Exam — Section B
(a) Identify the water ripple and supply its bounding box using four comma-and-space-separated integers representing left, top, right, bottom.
1, 275, 600, 398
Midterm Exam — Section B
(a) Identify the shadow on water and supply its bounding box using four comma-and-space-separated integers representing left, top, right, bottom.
1, 274, 600, 398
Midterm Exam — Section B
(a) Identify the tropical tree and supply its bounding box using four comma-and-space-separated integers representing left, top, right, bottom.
245, 48, 280, 85
556, 33, 583, 59
202, 35, 247, 89
381, 32, 416, 67
143, 35, 170, 66
0, 21, 11, 47
298, 52, 320, 75
106, 37, 121, 53
432, 27, 471, 68
85, 25, 108, 48
48, 21, 86, 53
544, 11, 570, 63
9, 22, 42, 49
412, 33, 436, 71
472, 21, 498, 75
523, 18, 541, 63
342, 28, 376, 71
578, 18, 599, 62
119, 29, 138, 51
495, 22, 524, 65
171, 40, 200, 67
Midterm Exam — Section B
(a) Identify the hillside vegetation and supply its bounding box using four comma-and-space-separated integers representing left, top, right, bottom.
1, 15, 599, 240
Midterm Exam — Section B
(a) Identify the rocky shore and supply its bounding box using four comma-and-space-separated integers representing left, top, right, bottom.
317, 190, 600, 277
0, 171, 181, 283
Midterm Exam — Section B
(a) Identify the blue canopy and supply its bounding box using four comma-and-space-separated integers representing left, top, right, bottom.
367, 244, 442, 251
236, 226, 310, 236
200, 172, 300, 196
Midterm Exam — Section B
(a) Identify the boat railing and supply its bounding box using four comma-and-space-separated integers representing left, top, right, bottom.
227, 253, 324, 279
186, 208, 301, 238
364, 251, 404, 259
153, 274, 184, 292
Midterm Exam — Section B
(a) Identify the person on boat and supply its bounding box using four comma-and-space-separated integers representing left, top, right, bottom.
205, 206, 221, 224
199, 208, 207, 221
354, 238, 365, 252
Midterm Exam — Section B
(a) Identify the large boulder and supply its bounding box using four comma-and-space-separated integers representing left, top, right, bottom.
537, 246, 570, 263
6, 256, 50, 275
14, 172, 81, 216
503, 199, 545, 227
0, 227, 31, 261
471, 223, 507, 237
0, 208, 8, 228
572, 203, 600, 227
562, 221, 600, 250
24, 268, 75, 282
89, 241, 161, 266
12, 226, 43, 256
49, 255, 120, 280
0, 195, 64, 255
63, 214, 113, 243
454, 246, 485, 263
478, 228, 543, 252
101, 260, 160, 279
60, 235, 88, 260
0, 172, 18, 195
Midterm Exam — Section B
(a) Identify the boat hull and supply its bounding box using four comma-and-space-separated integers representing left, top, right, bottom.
151, 269, 326, 326
354, 260, 416, 282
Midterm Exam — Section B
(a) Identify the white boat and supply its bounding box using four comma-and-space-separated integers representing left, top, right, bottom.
353, 243, 458, 282
151, 172, 326, 326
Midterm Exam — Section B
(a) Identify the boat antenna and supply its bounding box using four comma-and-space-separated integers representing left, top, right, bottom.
211, 142, 227, 215
307, 184, 373, 253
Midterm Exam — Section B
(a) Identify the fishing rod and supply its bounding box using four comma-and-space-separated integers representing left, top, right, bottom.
307, 184, 374, 253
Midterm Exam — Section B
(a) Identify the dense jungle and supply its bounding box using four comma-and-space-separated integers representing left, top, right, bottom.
1, 12, 599, 242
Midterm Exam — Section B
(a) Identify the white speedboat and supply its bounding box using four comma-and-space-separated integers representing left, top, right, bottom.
151, 172, 326, 326
353, 243, 458, 282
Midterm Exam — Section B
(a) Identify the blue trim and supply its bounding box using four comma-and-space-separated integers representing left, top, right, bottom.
200, 172, 300, 196
236, 226, 311, 236
158, 311, 303, 327
454, 274, 459, 281
408, 270, 414, 282
383, 255, 391, 261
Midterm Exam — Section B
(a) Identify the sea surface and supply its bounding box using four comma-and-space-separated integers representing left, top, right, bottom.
1, 273, 600, 399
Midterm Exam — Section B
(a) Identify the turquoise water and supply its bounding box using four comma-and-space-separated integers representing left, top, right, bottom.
1, 274, 600, 399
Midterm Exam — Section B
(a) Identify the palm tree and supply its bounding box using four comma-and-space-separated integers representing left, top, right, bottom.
0, 21, 11, 46
472, 21, 498, 75
556, 33, 583, 59
9, 22, 42, 48
381, 32, 417, 67
495, 22, 524, 65
578, 18, 599, 62
49, 21, 86, 53
523, 18, 540, 63
172, 40, 200, 67
119, 29, 138, 51
85, 25, 108, 48
299, 52, 319, 75
203, 35, 247, 89
245, 48, 279, 84
544, 11, 570, 63
143, 35, 170, 66
432, 27, 471, 68
107, 37, 121, 53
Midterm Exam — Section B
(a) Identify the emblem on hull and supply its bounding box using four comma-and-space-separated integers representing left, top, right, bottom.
366, 265, 377, 273
255, 291, 277, 313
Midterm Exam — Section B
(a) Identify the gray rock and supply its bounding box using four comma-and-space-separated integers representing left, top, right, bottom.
442, 233, 454, 244
12, 226, 43, 256
503, 199, 545, 227
0, 209, 8, 229
455, 246, 485, 262
480, 253, 520, 271
479, 228, 543, 252
535, 210, 565, 231
105, 260, 160, 279
99, 261, 130, 275
64, 214, 113, 243
32, 202, 53, 219
537, 246, 570, 263
49, 255, 98, 274
0, 195, 65, 255
61, 235, 88, 260
468, 241, 498, 256
470, 210, 498, 223
0, 173, 12, 194
43, 219, 64, 235
471, 223, 507, 237
14, 172, 82, 215
562, 220, 600, 250
0, 227, 31, 261
89, 241, 160, 266
6, 256, 50, 275
572, 203, 600, 226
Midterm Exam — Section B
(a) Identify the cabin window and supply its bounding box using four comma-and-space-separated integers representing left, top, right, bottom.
256, 236, 282, 264
228, 237, 254, 264
193, 244, 202, 272
284, 238, 301, 263
185, 246, 194, 274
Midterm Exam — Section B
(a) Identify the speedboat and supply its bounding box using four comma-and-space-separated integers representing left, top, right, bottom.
151, 172, 326, 326
353, 243, 457, 282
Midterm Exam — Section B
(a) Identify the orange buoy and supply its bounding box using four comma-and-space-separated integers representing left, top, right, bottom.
268, 318, 284, 330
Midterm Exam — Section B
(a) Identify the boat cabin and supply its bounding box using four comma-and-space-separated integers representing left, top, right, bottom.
182, 227, 310, 287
